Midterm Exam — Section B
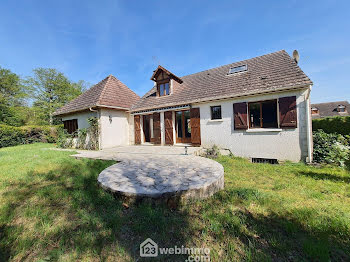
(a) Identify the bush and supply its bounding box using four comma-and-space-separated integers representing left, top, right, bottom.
204, 144, 221, 158
57, 117, 99, 150
0, 125, 61, 148
0, 125, 26, 148
313, 130, 350, 167
313, 116, 350, 136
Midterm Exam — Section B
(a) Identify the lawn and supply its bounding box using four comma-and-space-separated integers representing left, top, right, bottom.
1, 143, 350, 261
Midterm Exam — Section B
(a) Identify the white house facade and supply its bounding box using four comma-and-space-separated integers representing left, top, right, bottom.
54, 50, 313, 162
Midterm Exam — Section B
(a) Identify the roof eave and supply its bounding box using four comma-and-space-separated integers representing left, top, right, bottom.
53, 106, 99, 117
131, 84, 312, 113
54, 104, 131, 117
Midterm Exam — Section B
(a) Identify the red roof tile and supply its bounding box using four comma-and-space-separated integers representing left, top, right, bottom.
131, 50, 313, 112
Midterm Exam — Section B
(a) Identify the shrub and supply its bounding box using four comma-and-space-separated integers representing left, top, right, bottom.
312, 116, 350, 136
0, 124, 60, 148
57, 117, 99, 150
0, 125, 26, 148
204, 144, 221, 158
313, 130, 350, 167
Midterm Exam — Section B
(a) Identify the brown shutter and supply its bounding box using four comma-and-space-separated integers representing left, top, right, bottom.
134, 115, 141, 144
279, 96, 297, 128
233, 102, 248, 130
164, 111, 173, 145
190, 108, 201, 145
153, 112, 161, 144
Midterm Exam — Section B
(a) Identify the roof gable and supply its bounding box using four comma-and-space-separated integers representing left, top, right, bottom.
54, 75, 140, 116
150, 65, 183, 83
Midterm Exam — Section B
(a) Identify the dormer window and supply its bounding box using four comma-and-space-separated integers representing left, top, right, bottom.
337, 105, 346, 113
311, 107, 319, 115
150, 65, 183, 97
158, 81, 170, 96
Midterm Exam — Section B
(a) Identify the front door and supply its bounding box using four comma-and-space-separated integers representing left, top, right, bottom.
175, 110, 191, 143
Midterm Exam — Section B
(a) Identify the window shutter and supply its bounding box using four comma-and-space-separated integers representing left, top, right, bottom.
233, 102, 248, 130
190, 108, 201, 145
134, 115, 141, 144
153, 112, 161, 144
279, 96, 297, 128
164, 111, 173, 145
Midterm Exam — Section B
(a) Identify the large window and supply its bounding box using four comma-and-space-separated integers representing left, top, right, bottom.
210, 106, 222, 120
158, 82, 170, 96
63, 119, 78, 134
248, 100, 278, 128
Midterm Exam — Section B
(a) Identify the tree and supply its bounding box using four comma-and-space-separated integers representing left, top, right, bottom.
0, 67, 28, 126
27, 68, 86, 125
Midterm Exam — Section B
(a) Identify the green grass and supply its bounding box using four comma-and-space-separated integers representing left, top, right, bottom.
1, 144, 350, 261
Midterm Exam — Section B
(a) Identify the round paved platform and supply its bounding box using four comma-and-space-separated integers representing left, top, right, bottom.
97, 155, 224, 202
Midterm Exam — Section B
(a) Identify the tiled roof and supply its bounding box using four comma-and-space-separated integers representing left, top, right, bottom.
311, 101, 349, 119
54, 75, 140, 116
131, 50, 313, 112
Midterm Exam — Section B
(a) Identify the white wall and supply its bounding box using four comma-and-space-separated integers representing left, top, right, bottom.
128, 113, 135, 145
61, 110, 97, 129
194, 89, 310, 162
99, 108, 130, 149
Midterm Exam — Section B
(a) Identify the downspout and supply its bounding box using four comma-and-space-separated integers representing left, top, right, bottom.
90, 107, 101, 150
305, 86, 313, 163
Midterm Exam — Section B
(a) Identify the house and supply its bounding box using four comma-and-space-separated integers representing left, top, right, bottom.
311, 101, 349, 119
54, 50, 313, 162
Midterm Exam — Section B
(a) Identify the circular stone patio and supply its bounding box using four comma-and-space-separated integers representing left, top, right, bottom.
97, 155, 224, 202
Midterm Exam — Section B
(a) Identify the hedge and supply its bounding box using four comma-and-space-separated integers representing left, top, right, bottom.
312, 116, 350, 136
0, 124, 61, 148
313, 130, 349, 167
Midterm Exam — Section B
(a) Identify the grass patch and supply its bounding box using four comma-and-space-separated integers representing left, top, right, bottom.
0, 144, 350, 261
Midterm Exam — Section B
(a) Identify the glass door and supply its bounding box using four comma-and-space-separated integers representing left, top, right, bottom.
175, 110, 191, 143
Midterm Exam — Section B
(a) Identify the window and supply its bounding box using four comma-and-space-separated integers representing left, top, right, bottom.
158, 81, 170, 96
184, 110, 191, 136
228, 65, 247, 74
176, 111, 183, 138
338, 105, 346, 112
248, 100, 278, 128
210, 106, 222, 120
63, 119, 78, 134
311, 107, 319, 115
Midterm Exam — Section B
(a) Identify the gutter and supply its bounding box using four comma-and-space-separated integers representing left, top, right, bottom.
96, 104, 130, 111
131, 84, 311, 114
54, 105, 130, 117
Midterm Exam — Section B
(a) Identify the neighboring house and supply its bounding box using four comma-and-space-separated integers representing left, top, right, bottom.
311, 101, 349, 119
55, 50, 313, 162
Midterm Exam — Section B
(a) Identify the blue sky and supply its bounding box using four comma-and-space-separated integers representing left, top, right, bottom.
0, 0, 349, 103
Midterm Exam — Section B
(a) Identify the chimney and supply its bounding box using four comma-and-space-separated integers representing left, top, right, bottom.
293, 50, 300, 64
